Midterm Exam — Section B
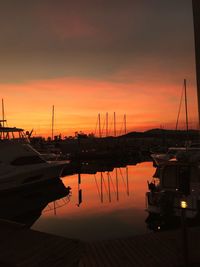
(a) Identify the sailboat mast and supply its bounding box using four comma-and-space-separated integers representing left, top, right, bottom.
184, 79, 189, 133
51, 105, 54, 141
124, 114, 127, 134
2, 99, 5, 139
192, 0, 200, 128
98, 113, 101, 138
106, 112, 108, 137
175, 84, 184, 131
114, 112, 116, 137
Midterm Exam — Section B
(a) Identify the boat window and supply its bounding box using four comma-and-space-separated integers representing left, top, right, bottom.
162, 165, 177, 189
11, 156, 46, 165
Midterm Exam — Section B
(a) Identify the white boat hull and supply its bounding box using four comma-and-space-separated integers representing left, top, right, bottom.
0, 162, 67, 191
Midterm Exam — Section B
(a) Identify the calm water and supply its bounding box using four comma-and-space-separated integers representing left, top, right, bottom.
32, 161, 155, 241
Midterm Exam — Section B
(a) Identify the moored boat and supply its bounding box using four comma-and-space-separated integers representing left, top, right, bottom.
146, 156, 200, 218
0, 124, 69, 191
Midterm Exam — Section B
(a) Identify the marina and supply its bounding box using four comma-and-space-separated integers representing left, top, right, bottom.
0, 0, 200, 266
0, 160, 200, 266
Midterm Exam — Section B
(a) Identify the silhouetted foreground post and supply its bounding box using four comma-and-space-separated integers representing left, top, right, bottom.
192, 0, 200, 128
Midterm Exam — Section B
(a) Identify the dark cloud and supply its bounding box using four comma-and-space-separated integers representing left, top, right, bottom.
0, 0, 195, 83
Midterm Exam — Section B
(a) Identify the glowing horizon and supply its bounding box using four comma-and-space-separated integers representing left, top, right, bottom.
0, 1, 198, 137
1, 75, 198, 138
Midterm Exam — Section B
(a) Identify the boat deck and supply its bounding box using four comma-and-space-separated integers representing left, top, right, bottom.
1, 220, 200, 266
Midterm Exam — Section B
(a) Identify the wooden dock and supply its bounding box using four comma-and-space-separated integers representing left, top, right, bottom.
1, 220, 200, 267
0, 220, 82, 267
80, 228, 200, 267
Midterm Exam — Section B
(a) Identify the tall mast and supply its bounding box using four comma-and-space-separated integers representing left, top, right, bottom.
124, 114, 127, 134
184, 79, 189, 133
175, 84, 184, 131
106, 112, 108, 137
192, 0, 200, 128
2, 99, 5, 139
114, 112, 116, 137
51, 105, 54, 140
98, 113, 101, 137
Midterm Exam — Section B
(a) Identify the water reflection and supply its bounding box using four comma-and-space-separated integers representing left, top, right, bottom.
1, 156, 198, 241
92, 167, 129, 204
4, 157, 191, 241
33, 160, 155, 241
0, 178, 71, 227
62, 157, 139, 176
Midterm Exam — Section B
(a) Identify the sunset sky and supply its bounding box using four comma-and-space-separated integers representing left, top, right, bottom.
0, 0, 198, 137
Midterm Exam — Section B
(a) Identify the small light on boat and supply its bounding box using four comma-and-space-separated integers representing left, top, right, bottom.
158, 226, 161, 230
176, 188, 178, 191
181, 200, 187, 209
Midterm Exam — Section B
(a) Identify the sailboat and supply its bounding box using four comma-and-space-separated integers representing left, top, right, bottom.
151, 79, 200, 166
145, 0, 200, 219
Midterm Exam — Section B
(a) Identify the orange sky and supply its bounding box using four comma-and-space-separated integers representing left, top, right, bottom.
1, 73, 198, 137
0, 1, 198, 137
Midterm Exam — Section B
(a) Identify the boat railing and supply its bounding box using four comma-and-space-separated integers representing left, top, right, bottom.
0, 127, 30, 142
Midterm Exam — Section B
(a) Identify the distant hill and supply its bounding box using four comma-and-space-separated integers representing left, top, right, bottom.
120, 128, 199, 139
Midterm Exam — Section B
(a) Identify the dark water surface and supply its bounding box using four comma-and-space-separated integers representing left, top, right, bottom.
32, 162, 155, 241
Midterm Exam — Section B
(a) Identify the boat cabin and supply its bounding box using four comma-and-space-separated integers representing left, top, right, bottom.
159, 161, 200, 195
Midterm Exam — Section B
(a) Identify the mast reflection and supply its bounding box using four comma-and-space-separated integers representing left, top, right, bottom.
92, 167, 130, 203
73, 158, 135, 205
